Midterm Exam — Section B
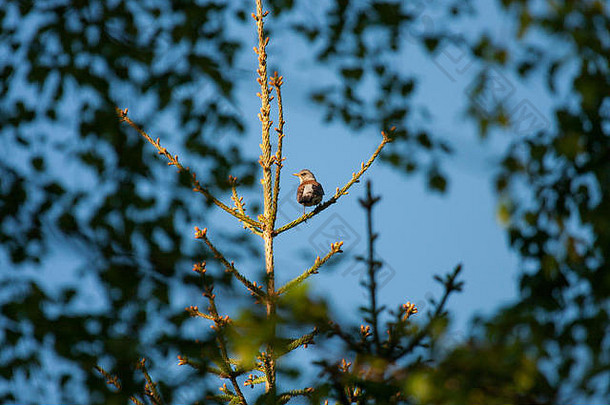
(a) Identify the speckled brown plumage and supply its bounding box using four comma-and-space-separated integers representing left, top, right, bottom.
293, 169, 324, 213
297, 179, 324, 206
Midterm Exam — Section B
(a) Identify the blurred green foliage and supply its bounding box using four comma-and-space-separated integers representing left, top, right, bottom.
0, 1, 255, 403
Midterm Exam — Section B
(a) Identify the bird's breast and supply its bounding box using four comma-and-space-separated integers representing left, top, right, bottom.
297, 181, 324, 206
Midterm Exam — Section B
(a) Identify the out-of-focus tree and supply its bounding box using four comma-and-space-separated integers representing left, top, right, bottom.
0, 1, 257, 403
469, 1, 610, 402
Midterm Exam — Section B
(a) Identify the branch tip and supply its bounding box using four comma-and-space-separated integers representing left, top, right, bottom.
194, 227, 208, 239
193, 262, 206, 274
275, 131, 391, 235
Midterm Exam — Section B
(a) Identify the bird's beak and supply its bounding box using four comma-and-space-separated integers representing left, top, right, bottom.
292, 173, 299, 177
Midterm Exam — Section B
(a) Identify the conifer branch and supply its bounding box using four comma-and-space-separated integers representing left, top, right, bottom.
136, 358, 164, 405
259, 349, 275, 394
185, 305, 215, 321
244, 374, 268, 388
115, 107, 261, 230
392, 264, 463, 360
95, 364, 152, 405
215, 383, 245, 404
177, 355, 206, 371
270, 71, 286, 229
274, 129, 395, 235
130, 397, 145, 405
285, 328, 318, 352
197, 273, 248, 405
209, 393, 235, 403
359, 181, 382, 353
195, 227, 264, 298
211, 318, 247, 404
229, 176, 262, 235
94, 365, 122, 391
252, 1, 274, 216
253, 0, 278, 397
278, 242, 344, 295
278, 388, 315, 404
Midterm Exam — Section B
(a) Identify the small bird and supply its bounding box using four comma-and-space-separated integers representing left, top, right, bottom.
293, 169, 325, 214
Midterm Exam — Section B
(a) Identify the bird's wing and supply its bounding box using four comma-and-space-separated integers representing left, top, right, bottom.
297, 180, 324, 205
296, 183, 304, 203
313, 181, 324, 196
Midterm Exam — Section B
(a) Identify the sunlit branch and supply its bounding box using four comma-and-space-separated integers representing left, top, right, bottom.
115, 107, 261, 230
201, 282, 248, 405
270, 71, 286, 229
229, 175, 262, 235
195, 227, 264, 298
274, 129, 394, 235
285, 328, 318, 352
253, 0, 277, 397
136, 358, 164, 405
277, 242, 344, 295
392, 264, 463, 360
277, 388, 315, 404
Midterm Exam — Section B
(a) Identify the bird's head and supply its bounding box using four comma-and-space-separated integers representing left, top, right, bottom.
293, 169, 317, 183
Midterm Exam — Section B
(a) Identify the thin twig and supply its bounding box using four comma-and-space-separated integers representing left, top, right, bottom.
130, 396, 146, 405
95, 365, 122, 390
278, 388, 315, 404
278, 241, 344, 295
392, 264, 463, 360
274, 129, 394, 235
202, 283, 249, 405
115, 107, 262, 231
195, 227, 264, 298
229, 176, 262, 235
136, 358, 164, 405
270, 71, 286, 229
185, 305, 215, 321
359, 181, 382, 353
253, 1, 274, 215
189, 266, 248, 403
284, 328, 318, 352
